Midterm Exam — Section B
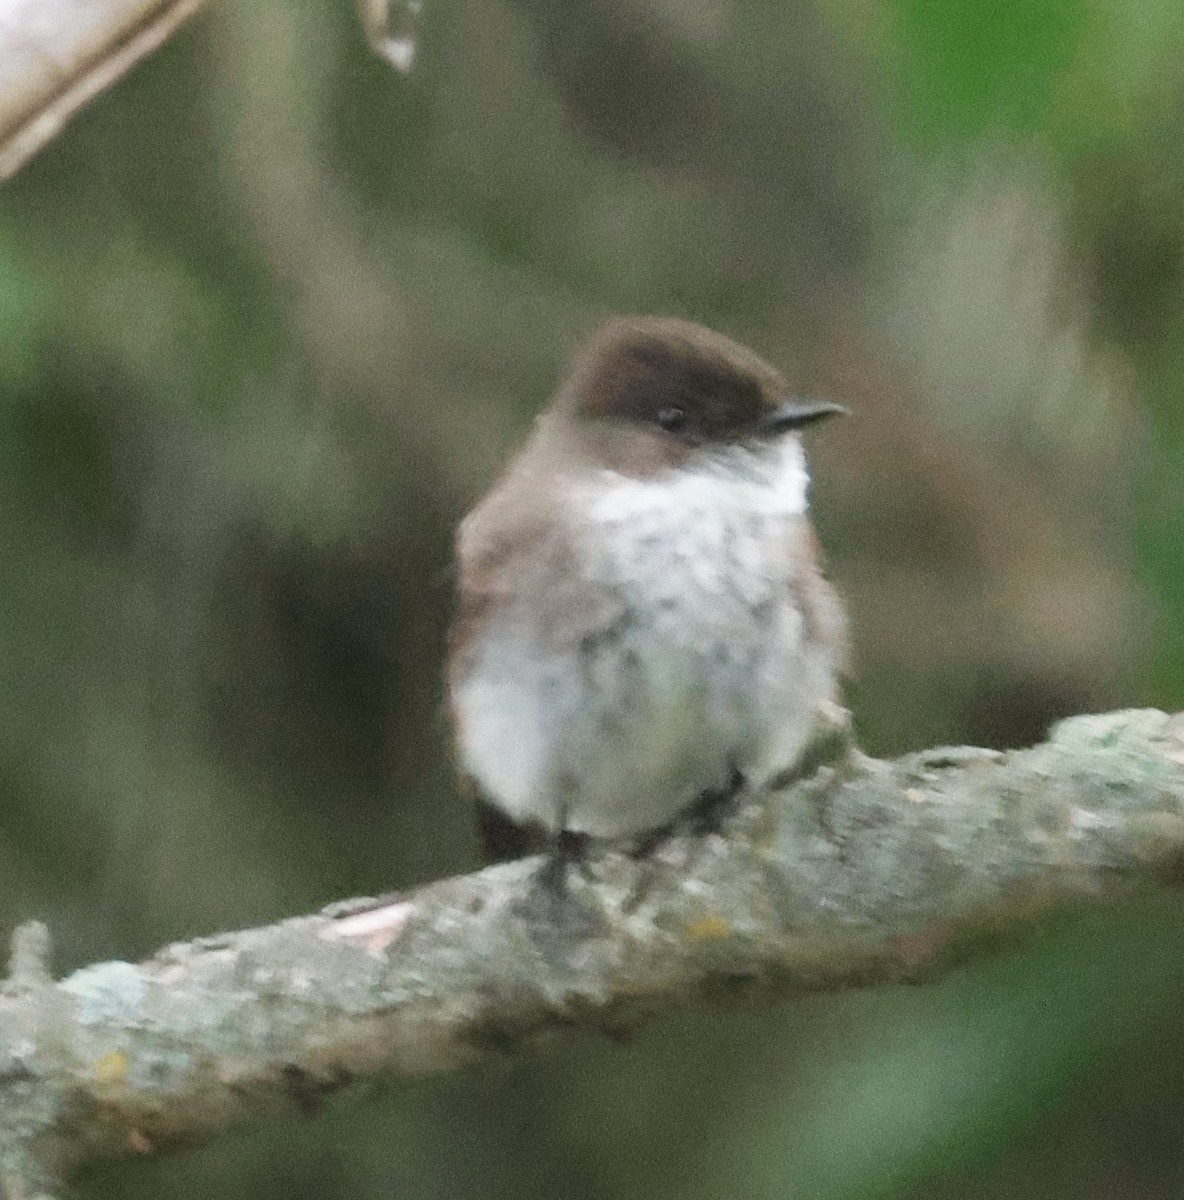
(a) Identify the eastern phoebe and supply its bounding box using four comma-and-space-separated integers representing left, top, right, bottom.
448, 316, 846, 861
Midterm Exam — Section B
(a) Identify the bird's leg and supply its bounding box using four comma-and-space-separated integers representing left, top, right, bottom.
630, 759, 747, 859
685, 759, 747, 834
536, 825, 592, 892
535, 784, 591, 893
520, 815, 603, 933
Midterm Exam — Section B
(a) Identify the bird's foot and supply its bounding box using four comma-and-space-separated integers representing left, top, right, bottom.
515, 828, 605, 934
630, 761, 747, 859
684, 761, 747, 834
535, 828, 592, 892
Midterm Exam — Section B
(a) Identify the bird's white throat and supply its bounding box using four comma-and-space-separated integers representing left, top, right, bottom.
584, 436, 810, 526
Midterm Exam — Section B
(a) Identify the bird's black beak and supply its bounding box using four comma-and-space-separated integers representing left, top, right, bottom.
758, 398, 848, 435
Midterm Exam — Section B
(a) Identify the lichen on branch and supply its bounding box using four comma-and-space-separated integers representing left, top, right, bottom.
2, 707, 1183, 1191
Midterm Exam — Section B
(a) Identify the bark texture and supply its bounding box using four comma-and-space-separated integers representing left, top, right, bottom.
3, 706, 1184, 1194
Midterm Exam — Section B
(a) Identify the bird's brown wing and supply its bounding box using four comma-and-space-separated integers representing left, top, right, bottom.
448, 467, 628, 673
787, 518, 850, 678
471, 794, 548, 862
448, 472, 627, 862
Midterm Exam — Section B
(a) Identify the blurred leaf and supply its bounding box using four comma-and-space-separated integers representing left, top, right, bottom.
729, 899, 1184, 1200
0, 223, 53, 384
886, 0, 1085, 147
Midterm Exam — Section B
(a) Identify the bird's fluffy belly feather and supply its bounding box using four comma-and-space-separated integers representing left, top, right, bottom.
454, 451, 834, 837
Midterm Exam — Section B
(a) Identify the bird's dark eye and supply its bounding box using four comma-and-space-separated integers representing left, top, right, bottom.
657, 405, 687, 432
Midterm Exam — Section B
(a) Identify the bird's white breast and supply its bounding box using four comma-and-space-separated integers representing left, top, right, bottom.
454, 437, 834, 838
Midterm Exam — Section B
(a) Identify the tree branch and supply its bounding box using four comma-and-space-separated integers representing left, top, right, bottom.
0, 0, 424, 179
4, 706, 1184, 1189
0, 0, 208, 180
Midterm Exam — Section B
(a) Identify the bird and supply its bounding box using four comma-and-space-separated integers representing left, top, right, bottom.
447, 316, 847, 865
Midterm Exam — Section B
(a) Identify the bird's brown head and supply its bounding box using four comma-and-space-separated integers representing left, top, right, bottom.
546, 316, 843, 475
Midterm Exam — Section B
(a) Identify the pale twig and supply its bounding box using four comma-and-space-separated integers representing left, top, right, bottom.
0, 0, 207, 180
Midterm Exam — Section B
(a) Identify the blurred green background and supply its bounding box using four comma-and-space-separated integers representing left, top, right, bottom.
4, 0, 1184, 1195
